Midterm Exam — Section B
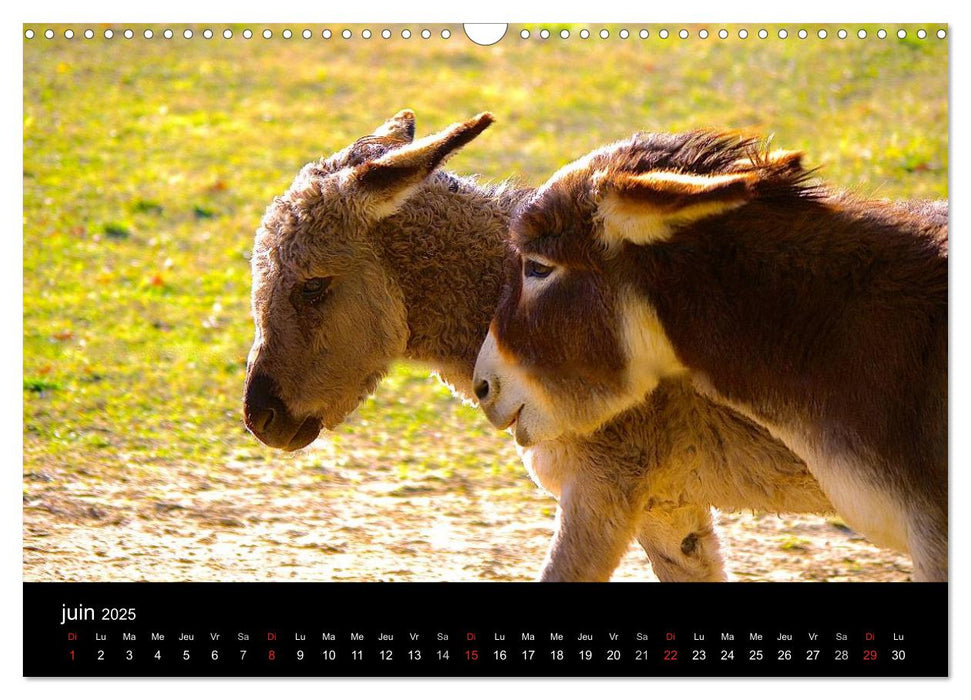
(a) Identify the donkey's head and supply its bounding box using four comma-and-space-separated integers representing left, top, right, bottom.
473, 130, 811, 446
244, 110, 494, 450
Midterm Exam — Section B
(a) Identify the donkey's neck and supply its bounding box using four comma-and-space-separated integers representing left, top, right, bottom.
636, 196, 947, 449
375, 172, 531, 397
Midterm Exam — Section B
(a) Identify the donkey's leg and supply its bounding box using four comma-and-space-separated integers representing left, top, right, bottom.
538, 478, 641, 582
636, 503, 727, 582
908, 505, 948, 582
911, 553, 948, 582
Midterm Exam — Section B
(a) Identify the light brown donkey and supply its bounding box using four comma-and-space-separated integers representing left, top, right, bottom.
474, 130, 946, 581
244, 114, 831, 581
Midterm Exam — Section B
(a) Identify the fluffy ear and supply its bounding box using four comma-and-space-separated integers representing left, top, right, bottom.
342, 110, 418, 168
352, 112, 494, 219
372, 109, 417, 143
594, 169, 758, 246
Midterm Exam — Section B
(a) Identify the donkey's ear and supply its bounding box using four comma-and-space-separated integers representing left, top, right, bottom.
372, 109, 417, 143
352, 112, 494, 219
594, 169, 758, 246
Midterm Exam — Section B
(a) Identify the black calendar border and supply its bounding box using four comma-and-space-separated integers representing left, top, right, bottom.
22, 581, 949, 678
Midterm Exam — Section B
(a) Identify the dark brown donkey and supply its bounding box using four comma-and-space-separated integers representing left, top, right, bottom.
474, 130, 946, 581
244, 114, 830, 581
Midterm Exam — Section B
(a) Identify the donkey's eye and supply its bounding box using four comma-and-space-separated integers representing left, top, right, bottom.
302, 277, 332, 300
524, 259, 554, 279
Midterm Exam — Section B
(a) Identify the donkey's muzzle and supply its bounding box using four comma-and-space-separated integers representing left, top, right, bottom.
244, 372, 321, 451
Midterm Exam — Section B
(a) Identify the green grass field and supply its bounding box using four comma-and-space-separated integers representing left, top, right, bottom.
23, 24, 946, 581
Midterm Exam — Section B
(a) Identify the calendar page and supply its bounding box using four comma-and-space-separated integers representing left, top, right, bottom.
22, 18, 949, 678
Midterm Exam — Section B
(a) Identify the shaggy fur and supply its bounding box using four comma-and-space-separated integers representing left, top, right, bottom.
245, 113, 831, 582
475, 129, 946, 580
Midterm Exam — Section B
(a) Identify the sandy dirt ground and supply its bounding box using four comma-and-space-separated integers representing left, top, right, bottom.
23, 435, 912, 583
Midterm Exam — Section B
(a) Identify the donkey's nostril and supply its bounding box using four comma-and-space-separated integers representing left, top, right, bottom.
248, 407, 275, 434
260, 407, 276, 432
473, 378, 490, 401
244, 371, 287, 438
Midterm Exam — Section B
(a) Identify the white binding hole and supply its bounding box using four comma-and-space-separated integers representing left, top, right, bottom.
163, 29, 173, 39
600, 29, 609, 39
401, 29, 411, 39
778, 29, 788, 39
818, 29, 828, 39
639, 29, 649, 39
937, 29, 946, 39
718, 29, 728, 39
84, 29, 94, 39
917, 29, 927, 39
263, 29, 272, 39
362, 29, 372, 39
857, 29, 867, 39
659, 29, 669, 39
699, 29, 709, 39
382, 29, 391, 39
282, 29, 292, 39
758, 28, 768, 39
520, 29, 530, 39
540, 29, 550, 39
44, 29, 54, 39
798, 29, 808, 39
560, 29, 569, 39
302, 29, 312, 39
203, 29, 213, 39
620, 29, 630, 39
738, 29, 748, 39
322, 29, 332, 39
837, 29, 847, 39
64, 29, 74, 39
464, 23, 507, 45
24, 29, 34, 39
184, 29, 193, 39
897, 29, 907, 39
104, 29, 114, 39
223, 29, 233, 39
877, 29, 886, 39
678, 29, 688, 39
143, 29, 154, 39
421, 29, 430, 39
441, 28, 451, 39
243, 29, 253, 39
580, 29, 590, 39
342, 29, 352, 39
124, 29, 133, 39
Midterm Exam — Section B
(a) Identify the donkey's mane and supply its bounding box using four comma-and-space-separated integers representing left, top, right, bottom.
603, 129, 823, 201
